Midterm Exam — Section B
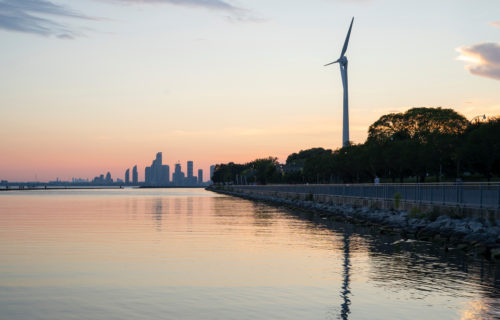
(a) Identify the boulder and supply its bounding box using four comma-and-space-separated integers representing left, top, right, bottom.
490, 248, 500, 259
486, 226, 500, 237
467, 221, 484, 233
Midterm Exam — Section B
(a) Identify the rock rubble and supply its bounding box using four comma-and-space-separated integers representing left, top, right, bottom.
210, 188, 500, 260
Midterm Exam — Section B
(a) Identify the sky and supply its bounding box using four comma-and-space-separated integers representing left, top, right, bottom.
0, 0, 499, 182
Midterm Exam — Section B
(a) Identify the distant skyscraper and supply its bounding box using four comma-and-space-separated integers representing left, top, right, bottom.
187, 161, 193, 178
156, 152, 162, 165
172, 163, 185, 186
132, 165, 138, 184
161, 165, 170, 185
92, 174, 105, 184
184, 161, 197, 186
198, 169, 203, 184
125, 168, 130, 184
145, 152, 170, 186
210, 165, 215, 181
105, 172, 112, 184
145, 167, 151, 184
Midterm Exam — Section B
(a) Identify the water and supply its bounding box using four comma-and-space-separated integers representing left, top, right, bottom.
0, 188, 499, 319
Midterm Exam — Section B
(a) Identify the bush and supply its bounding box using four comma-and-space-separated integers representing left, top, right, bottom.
408, 207, 422, 219
488, 210, 497, 226
427, 207, 441, 221
393, 193, 402, 209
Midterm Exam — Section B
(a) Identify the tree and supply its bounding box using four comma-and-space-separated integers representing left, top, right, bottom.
286, 148, 332, 166
367, 107, 468, 181
248, 157, 281, 184
333, 143, 369, 183
303, 151, 335, 183
367, 112, 409, 143
285, 148, 332, 183
212, 107, 497, 185
462, 118, 500, 181
211, 162, 247, 183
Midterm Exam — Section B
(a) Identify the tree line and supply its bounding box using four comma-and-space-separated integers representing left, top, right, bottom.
212, 107, 500, 184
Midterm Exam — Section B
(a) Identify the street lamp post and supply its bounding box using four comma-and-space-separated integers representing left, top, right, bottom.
470, 114, 486, 124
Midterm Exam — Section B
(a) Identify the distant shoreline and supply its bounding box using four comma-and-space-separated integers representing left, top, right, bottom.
139, 186, 206, 189
0, 186, 208, 191
0, 186, 126, 192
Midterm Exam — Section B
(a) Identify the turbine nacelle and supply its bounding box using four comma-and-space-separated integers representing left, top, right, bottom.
324, 17, 354, 67
324, 56, 347, 67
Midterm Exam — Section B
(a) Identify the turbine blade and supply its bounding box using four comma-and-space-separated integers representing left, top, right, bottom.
324, 59, 340, 66
339, 17, 354, 58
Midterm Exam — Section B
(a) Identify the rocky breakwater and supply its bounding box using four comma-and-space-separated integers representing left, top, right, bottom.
208, 186, 500, 261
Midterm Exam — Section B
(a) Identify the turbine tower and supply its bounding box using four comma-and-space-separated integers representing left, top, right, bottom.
325, 17, 354, 147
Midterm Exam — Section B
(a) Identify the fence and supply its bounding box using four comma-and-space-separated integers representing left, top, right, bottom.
231, 183, 500, 210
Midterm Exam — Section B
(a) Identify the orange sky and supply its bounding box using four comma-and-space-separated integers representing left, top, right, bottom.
0, 0, 499, 181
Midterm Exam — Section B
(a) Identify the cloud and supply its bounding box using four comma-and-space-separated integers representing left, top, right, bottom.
457, 42, 500, 81
489, 21, 500, 28
0, 0, 256, 39
0, 0, 91, 38
114, 0, 240, 11
112, 0, 258, 21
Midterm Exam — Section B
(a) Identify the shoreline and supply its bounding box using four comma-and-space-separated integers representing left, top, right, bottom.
139, 186, 206, 189
208, 186, 500, 261
0, 186, 126, 192
0, 186, 207, 191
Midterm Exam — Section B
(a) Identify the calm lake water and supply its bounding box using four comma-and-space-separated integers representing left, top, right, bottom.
0, 188, 499, 319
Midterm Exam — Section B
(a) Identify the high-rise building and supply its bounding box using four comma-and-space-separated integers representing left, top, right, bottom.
145, 167, 151, 184
184, 161, 197, 186
145, 152, 170, 186
210, 165, 215, 181
198, 169, 203, 184
161, 165, 170, 185
172, 163, 185, 185
187, 161, 193, 178
105, 172, 113, 184
132, 165, 138, 184
125, 168, 130, 184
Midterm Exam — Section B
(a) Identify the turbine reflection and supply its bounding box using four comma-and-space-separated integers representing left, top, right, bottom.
340, 233, 351, 320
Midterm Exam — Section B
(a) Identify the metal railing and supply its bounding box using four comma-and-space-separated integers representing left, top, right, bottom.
231, 183, 500, 209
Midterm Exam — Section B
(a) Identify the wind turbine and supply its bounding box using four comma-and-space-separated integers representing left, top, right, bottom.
325, 17, 354, 147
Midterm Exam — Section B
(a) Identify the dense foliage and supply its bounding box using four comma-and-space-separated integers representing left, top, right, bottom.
212, 107, 500, 184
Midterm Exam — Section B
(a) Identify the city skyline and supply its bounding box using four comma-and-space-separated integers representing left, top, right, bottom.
143, 152, 207, 186
0, 152, 214, 183
1, 153, 211, 184
1, 0, 499, 181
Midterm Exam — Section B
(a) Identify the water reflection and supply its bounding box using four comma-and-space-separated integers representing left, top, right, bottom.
154, 198, 163, 221
340, 234, 351, 320
277, 205, 500, 319
147, 196, 200, 231
365, 238, 500, 301
174, 197, 182, 215
1, 189, 499, 320
460, 299, 495, 319
187, 197, 193, 216
152, 198, 165, 231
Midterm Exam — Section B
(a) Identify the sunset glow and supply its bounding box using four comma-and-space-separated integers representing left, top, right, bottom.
1, 0, 499, 181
